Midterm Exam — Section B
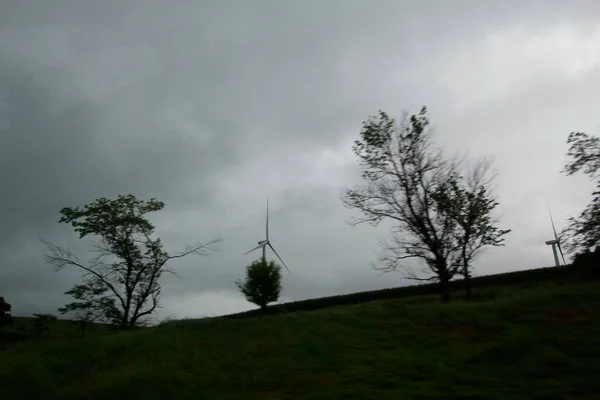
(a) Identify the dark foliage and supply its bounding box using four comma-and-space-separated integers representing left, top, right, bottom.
31, 313, 57, 337
0, 330, 32, 344
0, 297, 13, 328
561, 131, 600, 254
58, 282, 117, 337
571, 246, 600, 270
236, 259, 282, 311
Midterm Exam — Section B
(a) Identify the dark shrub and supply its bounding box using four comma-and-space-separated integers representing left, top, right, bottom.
0, 329, 32, 344
572, 246, 600, 276
0, 296, 13, 328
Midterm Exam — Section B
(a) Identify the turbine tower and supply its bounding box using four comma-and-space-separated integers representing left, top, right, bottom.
545, 208, 567, 267
244, 198, 291, 274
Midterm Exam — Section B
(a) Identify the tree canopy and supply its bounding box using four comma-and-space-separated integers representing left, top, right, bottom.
236, 258, 282, 310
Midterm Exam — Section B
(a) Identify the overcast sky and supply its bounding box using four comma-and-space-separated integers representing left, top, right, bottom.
1, 0, 599, 321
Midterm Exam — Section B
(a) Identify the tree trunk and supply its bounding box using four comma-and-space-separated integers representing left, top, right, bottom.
123, 307, 131, 327
464, 271, 472, 300
462, 251, 472, 300
440, 275, 451, 303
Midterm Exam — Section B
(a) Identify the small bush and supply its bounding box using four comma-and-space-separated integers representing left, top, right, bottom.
236, 259, 282, 311
31, 313, 57, 337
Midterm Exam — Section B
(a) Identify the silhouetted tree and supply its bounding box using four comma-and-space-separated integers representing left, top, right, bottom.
561, 132, 600, 255
431, 159, 511, 299
236, 258, 282, 311
342, 107, 509, 302
0, 296, 13, 328
43, 194, 221, 328
342, 107, 464, 302
58, 282, 116, 337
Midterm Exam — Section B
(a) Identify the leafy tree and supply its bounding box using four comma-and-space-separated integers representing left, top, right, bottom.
561, 132, 600, 255
0, 296, 13, 328
58, 282, 116, 337
43, 194, 220, 328
431, 159, 510, 299
236, 258, 282, 311
342, 107, 506, 302
31, 313, 57, 337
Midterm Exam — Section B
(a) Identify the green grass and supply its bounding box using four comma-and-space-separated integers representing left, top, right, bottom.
1, 279, 600, 399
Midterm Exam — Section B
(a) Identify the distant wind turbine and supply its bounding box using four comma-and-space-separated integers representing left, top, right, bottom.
244, 199, 291, 274
545, 207, 567, 267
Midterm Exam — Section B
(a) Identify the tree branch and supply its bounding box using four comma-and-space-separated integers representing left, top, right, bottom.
40, 238, 127, 311
163, 239, 222, 264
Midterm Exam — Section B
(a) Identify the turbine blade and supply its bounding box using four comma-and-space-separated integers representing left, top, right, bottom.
557, 241, 567, 266
548, 208, 560, 243
268, 243, 291, 274
243, 242, 267, 255
266, 198, 269, 241
548, 207, 567, 265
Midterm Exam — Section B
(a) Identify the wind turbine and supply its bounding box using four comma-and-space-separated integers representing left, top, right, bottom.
545, 208, 567, 267
244, 199, 291, 274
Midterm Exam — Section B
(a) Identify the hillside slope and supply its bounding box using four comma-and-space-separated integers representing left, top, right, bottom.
1, 280, 600, 400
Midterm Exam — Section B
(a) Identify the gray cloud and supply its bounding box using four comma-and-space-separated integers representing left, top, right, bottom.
1, 1, 599, 320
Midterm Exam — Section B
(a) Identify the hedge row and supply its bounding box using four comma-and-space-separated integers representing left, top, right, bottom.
222, 263, 598, 320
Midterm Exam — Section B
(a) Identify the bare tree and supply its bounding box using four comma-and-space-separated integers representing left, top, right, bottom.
342, 107, 462, 302
43, 194, 221, 328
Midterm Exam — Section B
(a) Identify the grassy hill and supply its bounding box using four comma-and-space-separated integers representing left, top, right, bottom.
1, 274, 599, 400
8, 315, 113, 335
